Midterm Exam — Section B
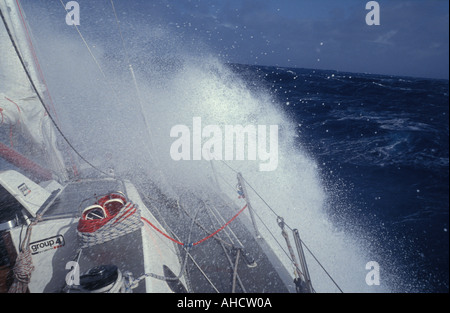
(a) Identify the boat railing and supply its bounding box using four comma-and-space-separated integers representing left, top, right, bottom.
208, 159, 345, 293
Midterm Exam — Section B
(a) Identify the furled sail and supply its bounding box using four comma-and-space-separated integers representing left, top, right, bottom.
0, 0, 68, 181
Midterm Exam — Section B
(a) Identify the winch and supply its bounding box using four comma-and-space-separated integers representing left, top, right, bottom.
65, 264, 129, 293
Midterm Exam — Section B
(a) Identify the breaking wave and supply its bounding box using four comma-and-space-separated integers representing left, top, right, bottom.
24, 2, 400, 292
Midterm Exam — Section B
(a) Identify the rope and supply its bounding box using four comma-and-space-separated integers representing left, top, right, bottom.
218, 160, 345, 293
0, 6, 110, 179
58, 0, 115, 97
125, 245, 191, 288
231, 248, 241, 293
14, 0, 58, 120
278, 217, 304, 281
61, 0, 164, 181
8, 218, 40, 293
141, 203, 248, 247
77, 202, 143, 248
137, 191, 220, 292
123, 201, 203, 291
137, 200, 249, 292
109, 0, 171, 191
141, 217, 184, 246
200, 199, 247, 293
193, 204, 247, 247
202, 200, 241, 248
10, 1, 80, 177
109, 0, 146, 130
214, 166, 296, 262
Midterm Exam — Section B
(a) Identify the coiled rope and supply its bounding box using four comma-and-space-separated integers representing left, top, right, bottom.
77, 202, 143, 249
7, 217, 40, 293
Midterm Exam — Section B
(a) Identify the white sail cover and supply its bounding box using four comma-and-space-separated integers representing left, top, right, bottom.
0, 0, 68, 180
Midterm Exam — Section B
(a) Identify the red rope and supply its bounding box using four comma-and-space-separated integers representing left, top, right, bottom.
141, 217, 185, 246
192, 204, 247, 247
141, 204, 248, 247
113, 205, 137, 225
5, 97, 21, 122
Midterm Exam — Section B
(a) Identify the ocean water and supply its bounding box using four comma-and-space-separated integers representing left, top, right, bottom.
1, 1, 448, 293
229, 64, 449, 292
44, 55, 447, 293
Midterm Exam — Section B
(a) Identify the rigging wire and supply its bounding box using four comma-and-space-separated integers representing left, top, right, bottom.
14, 0, 59, 122
3, 0, 156, 180
139, 192, 220, 292
138, 187, 250, 293
132, 206, 200, 285
109, 0, 170, 189
109, 0, 142, 104
58, 0, 174, 186
203, 201, 247, 293
61, 0, 165, 181
4, 1, 343, 293
3, 0, 80, 178
0, 6, 111, 179
57, 0, 118, 100
212, 165, 303, 275
4, 2, 268, 292
218, 159, 345, 293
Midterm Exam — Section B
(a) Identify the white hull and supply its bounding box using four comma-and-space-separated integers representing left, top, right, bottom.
2, 170, 187, 293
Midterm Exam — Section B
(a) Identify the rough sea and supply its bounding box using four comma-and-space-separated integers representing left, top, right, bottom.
1, 1, 448, 292
229, 64, 449, 293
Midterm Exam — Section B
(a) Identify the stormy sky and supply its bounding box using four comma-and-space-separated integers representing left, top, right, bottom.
117, 0, 449, 80
24, 0, 450, 79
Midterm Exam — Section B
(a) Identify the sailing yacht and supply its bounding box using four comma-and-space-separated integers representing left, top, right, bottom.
0, 0, 314, 293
